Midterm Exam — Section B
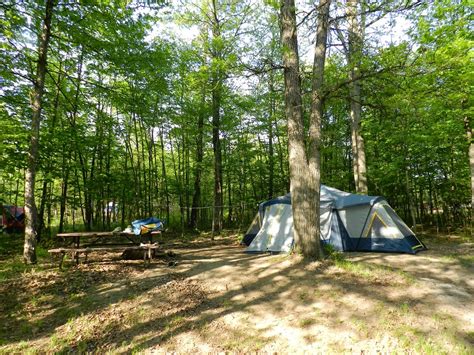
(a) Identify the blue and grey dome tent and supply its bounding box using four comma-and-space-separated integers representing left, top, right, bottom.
243, 185, 426, 254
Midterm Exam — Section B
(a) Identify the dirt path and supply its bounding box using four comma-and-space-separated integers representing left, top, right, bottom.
156, 238, 473, 353
0, 236, 472, 353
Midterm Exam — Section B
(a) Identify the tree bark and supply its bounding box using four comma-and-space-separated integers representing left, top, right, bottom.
280, 0, 330, 258
211, 0, 223, 236
268, 70, 275, 199
190, 90, 205, 229
159, 128, 170, 224
307, 0, 331, 258
23, 0, 55, 264
281, 0, 322, 259
37, 62, 62, 241
464, 109, 473, 233
58, 165, 69, 233
347, 0, 368, 194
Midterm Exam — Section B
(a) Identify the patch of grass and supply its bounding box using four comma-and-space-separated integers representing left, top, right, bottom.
398, 302, 410, 315
328, 252, 414, 284
393, 325, 424, 348
458, 255, 474, 268
298, 317, 315, 328
49, 333, 70, 351
131, 344, 146, 354
441, 254, 474, 268
412, 337, 447, 355
351, 317, 369, 337
222, 332, 270, 352
298, 291, 309, 301
221, 299, 234, 308
168, 315, 185, 328
0, 257, 30, 282
0, 237, 51, 282
126, 307, 147, 327
316, 286, 342, 300
328, 340, 346, 353
391, 320, 471, 355
432, 311, 455, 325
1, 341, 37, 355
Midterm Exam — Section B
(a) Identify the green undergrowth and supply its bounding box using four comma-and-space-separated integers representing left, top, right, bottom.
324, 245, 414, 284
441, 254, 474, 268
0, 236, 50, 282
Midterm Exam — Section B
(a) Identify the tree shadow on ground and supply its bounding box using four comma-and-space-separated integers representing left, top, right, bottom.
0, 242, 264, 348
50, 243, 472, 353
1, 237, 472, 353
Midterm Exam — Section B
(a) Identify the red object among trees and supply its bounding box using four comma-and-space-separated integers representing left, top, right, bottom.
1, 205, 25, 233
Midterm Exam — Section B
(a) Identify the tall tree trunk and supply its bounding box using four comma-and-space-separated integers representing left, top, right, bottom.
275, 121, 288, 191
308, 0, 331, 258
169, 134, 184, 233
281, 0, 313, 258
464, 107, 473, 233
211, 0, 223, 236
268, 71, 275, 199
37, 63, 62, 240
224, 138, 233, 225
58, 166, 68, 233
159, 128, 170, 224
347, 0, 368, 194
211, 81, 223, 236
23, 0, 55, 264
190, 92, 205, 228
280, 0, 330, 258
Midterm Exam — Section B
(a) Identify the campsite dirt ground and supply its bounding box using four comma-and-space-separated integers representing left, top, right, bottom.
0, 232, 473, 354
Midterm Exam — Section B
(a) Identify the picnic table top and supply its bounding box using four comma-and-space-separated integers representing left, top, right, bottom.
57, 230, 161, 238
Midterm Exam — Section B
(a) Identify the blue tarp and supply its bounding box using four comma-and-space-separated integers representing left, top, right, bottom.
131, 217, 164, 235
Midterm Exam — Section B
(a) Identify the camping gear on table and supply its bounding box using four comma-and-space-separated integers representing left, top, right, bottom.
131, 217, 164, 235
243, 185, 426, 254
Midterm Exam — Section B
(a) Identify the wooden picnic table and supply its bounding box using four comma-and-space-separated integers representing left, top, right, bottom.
50, 230, 162, 267
57, 230, 161, 247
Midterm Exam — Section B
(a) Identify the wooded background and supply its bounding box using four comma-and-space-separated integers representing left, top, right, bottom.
0, 0, 471, 239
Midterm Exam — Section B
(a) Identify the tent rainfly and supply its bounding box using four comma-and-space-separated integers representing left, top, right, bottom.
243, 185, 426, 254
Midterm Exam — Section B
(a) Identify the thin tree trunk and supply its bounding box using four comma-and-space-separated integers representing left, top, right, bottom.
463, 102, 473, 234
211, 0, 223, 237
190, 91, 205, 229
24, 0, 55, 264
159, 128, 170, 224
58, 154, 69, 233
347, 0, 368, 194
268, 71, 275, 199
224, 139, 233, 225
275, 121, 288, 191
37, 62, 61, 240
169, 134, 184, 234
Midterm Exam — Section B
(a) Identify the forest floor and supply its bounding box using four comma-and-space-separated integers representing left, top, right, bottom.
0, 230, 473, 354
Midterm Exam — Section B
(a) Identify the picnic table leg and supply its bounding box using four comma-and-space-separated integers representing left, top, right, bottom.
148, 246, 152, 264
59, 252, 65, 270
74, 236, 80, 264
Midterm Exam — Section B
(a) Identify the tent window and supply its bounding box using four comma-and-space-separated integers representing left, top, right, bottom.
382, 204, 414, 236
364, 212, 390, 238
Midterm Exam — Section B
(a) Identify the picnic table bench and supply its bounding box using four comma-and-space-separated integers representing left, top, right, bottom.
48, 230, 163, 268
